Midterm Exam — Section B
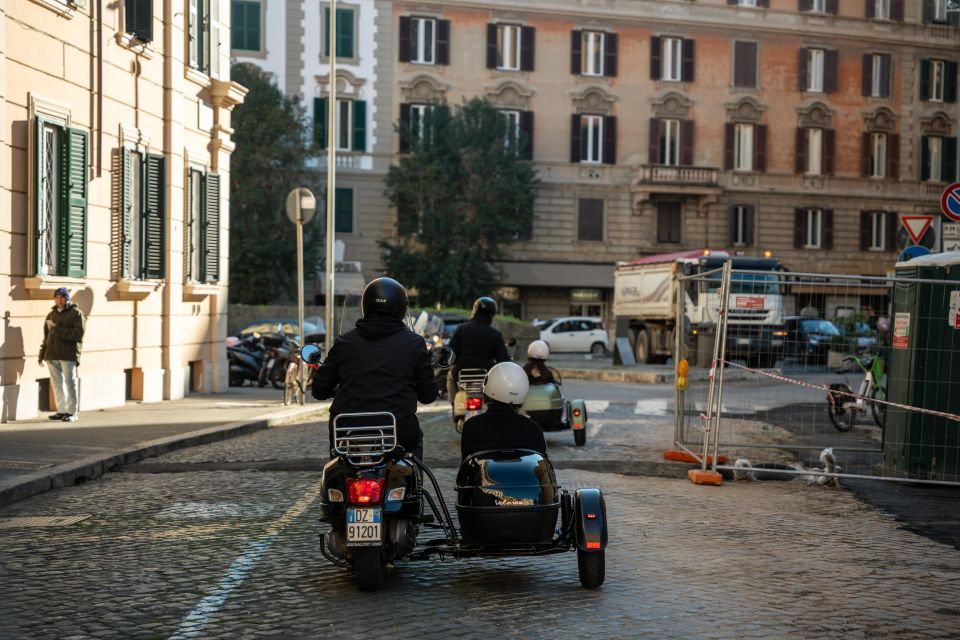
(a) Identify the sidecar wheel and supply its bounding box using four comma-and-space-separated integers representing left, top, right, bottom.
574, 428, 586, 447
455, 416, 464, 434
577, 548, 604, 589
353, 548, 384, 591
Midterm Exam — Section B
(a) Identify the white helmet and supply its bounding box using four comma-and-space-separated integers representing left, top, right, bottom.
527, 340, 549, 360
483, 362, 530, 406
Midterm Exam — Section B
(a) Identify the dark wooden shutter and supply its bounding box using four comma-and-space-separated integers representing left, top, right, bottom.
745, 206, 755, 246
823, 209, 834, 249
755, 125, 767, 172
823, 128, 835, 176
887, 134, 899, 179
866, 0, 875, 18
199, 0, 210, 72
570, 114, 582, 163
727, 0, 737, 4
798, 48, 808, 91
799, 0, 813, 11
824, 50, 838, 93
570, 30, 582, 74
794, 209, 805, 248
314, 97, 327, 149
862, 53, 872, 96
795, 128, 806, 173
486, 24, 497, 69
923, 0, 934, 24
758, 0, 770, 6
352, 100, 366, 152
681, 38, 695, 82
126, 0, 153, 42
398, 16, 411, 62
649, 118, 661, 164
861, 132, 872, 177
62, 128, 88, 277
681, 120, 694, 166
920, 60, 931, 101
885, 211, 899, 251
120, 148, 134, 278
578, 198, 604, 242
945, 137, 959, 182
337, 9, 354, 57
142, 153, 165, 279
891, 0, 903, 21
729, 206, 739, 244
202, 173, 220, 282
946, 62, 959, 103
650, 37, 661, 80
734, 41, 757, 88
826, 0, 838, 14
603, 116, 617, 165
920, 136, 930, 181
335, 188, 353, 233
520, 26, 535, 71
399, 103, 411, 153
880, 54, 891, 98
437, 20, 450, 65
724, 123, 735, 170
605, 33, 618, 77
520, 110, 534, 160
860, 211, 872, 250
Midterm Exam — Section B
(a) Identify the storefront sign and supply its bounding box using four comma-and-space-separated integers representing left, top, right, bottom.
570, 288, 602, 302
950, 291, 960, 330
495, 286, 520, 301
893, 312, 910, 349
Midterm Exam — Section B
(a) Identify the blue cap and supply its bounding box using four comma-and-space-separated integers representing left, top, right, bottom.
53, 287, 70, 300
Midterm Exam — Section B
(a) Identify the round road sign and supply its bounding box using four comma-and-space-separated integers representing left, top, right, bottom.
941, 182, 960, 222
285, 187, 317, 225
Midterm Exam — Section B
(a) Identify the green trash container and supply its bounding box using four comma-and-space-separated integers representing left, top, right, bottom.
882, 252, 960, 481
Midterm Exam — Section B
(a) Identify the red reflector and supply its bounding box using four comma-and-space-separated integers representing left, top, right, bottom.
465, 397, 483, 411
585, 513, 597, 520
573, 408, 582, 417
346, 478, 384, 504
586, 541, 601, 549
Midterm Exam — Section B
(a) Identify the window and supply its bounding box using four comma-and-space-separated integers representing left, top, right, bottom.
808, 49, 824, 92
799, 47, 837, 93
921, 135, 959, 182
580, 115, 603, 164
870, 212, 886, 250
733, 41, 758, 89
399, 17, 450, 65
793, 208, 833, 250
33, 118, 87, 278
187, 170, 220, 283
188, 0, 222, 76
806, 128, 822, 175
487, 23, 534, 71
578, 198, 604, 242
571, 30, 618, 77
860, 211, 897, 251
231, 0, 260, 52
659, 119, 681, 166
932, 60, 945, 102
934, 0, 947, 21
796, 127, 834, 176
662, 38, 682, 81
804, 209, 822, 248
730, 205, 755, 247
874, 0, 890, 19
738, 0, 758, 6
921, 59, 958, 103
335, 187, 353, 233
120, 149, 165, 280
651, 36, 694, 82
863, 53, 891, 98
582, 31, 604, 76
314, 98, 367, 152
323, 6, 355, 58
649, 118, 693, 166
657, 202, 682, 244
735, 124, 754, 172
925, 0, 960, 24
125, 0, 153, 43
571, 114, 616, 165
868, 0, 904, 20
811, 0, 826, 11
870, 132, 887, 179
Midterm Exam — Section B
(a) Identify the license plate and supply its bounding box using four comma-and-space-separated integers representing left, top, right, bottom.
346, 508, 381, 546
737, 338, 751, 346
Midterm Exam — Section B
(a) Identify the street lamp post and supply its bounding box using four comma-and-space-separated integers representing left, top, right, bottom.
325, 0, 338, 354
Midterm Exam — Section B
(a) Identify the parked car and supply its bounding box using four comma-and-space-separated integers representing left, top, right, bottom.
237, 318, 325, 344
837, 321, 877, 354
784, 316, 841, 364
537, 317, 608, 354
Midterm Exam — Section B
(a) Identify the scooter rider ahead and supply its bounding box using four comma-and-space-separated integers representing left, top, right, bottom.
447, 296, 510, 408
311, 277, 438, 460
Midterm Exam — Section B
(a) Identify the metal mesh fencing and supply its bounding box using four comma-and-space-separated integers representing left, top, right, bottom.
675, 263, 960, 486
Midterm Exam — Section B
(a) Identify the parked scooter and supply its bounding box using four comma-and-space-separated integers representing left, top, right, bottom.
227, 333, 268, 387
258, 332, 294, 390
452, 368, 487, 433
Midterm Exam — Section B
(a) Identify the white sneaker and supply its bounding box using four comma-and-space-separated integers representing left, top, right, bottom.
61, 414, 78, 422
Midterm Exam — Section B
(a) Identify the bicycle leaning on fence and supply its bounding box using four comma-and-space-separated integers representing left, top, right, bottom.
282, 343, 316, 405
826, 353, 886, 432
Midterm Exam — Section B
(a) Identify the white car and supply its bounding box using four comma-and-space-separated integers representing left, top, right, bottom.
536, 317, 609, 354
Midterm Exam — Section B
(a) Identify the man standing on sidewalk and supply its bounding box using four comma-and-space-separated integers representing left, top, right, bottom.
38, 288, 85, 422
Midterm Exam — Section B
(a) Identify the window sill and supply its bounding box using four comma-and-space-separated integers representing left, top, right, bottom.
23, 275, 86, 300
233, 48, 268, 60
115, 32, 156, 59
183, 282, 220, 300
28, 0, 76, 18
184, 66, 213, 89
116, 279, 161, 301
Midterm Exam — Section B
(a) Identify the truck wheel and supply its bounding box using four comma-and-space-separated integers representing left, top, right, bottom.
353, 547, 384, 591
577, 548, 605, 589
635, 330, 652, 364
574, 428, 586, 446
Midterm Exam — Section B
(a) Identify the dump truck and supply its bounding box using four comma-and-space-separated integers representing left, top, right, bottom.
612, 250, 787, 367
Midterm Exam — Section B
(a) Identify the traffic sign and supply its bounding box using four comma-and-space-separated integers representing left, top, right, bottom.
943, 222, 960, 253
901, 215, 934, 245
941, 183, 960, 222
899, 245, 930, 262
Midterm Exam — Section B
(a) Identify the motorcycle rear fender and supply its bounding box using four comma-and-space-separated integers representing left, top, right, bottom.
574, 488, 608, 552
569, 399, 588, 430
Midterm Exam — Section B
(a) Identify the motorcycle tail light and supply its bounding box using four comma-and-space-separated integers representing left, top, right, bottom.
465, 397, 483, 411
347, 478, 384, 504
586, 541, 601, 549
573, 408, 582, 417
585, 513, 597, 520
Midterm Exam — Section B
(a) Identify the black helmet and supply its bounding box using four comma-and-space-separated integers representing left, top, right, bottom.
361, 277, 408, 319
472, 296, 497, 320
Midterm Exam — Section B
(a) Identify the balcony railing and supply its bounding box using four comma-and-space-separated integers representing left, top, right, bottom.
637, 165, 719, 186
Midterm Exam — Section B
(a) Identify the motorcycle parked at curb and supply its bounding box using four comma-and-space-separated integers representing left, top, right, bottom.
258, 332, 294, 390
227, 333, 268, 387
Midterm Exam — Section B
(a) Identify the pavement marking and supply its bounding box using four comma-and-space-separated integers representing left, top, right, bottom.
0, 515, 91, 529
634, 400, 669, 416
156, 502, 279, 520
167, 479, 325, 640
584, 400, 609, 414
586, 422, 603, 440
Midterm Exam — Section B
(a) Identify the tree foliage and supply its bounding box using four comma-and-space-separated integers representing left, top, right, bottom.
229, 63, 324, 304
381, 99, 538, 307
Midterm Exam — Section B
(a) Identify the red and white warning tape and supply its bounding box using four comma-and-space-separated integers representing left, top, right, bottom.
718, 359, 960, 423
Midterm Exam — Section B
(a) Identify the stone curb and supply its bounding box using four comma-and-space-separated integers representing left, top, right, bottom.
554, 366, 775, 385
0, 404, 328, 509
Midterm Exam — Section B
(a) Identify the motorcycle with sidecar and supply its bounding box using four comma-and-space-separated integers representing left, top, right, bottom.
520, 367, 589, 446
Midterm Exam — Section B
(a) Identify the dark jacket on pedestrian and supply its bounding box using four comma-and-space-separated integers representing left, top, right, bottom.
449, 318, 509, 372
39, 303, 85, 364
312, 316, 437, 453
523, 359, 555, 385
461, 402, 547, 460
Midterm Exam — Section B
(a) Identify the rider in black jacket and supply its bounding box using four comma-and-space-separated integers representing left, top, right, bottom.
461, 362, 547, 459
447, 296, 510, 409
312, 277, 437, 459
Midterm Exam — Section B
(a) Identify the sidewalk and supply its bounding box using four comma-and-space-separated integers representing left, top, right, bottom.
0, 387, 328, 508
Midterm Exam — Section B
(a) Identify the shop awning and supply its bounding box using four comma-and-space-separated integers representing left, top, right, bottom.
493, 261, 615, 288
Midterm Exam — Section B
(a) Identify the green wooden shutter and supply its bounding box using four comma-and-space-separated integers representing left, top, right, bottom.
352, 100, 366, 152
920, 59, 931, 101
33, 117, 45, 275
335, 187, 353, 233
338, 8, 353, 57
945, 137, 959, 182
923, 0, 934, 23
314, 97, 328, 149
945, 61, 958, 103
121, 148, 134, 278
142, 154, 166, 279
202, 173, 220, 282
59, 128, 88, 277
199, 0, 210, 73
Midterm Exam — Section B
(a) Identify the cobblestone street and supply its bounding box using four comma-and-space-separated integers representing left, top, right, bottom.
2, 413, 960, 639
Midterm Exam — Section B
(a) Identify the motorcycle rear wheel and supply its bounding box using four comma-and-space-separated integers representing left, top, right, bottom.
353, 547, 384, 591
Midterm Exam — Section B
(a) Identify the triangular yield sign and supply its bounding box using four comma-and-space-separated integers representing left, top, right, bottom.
901, 215, 933, 245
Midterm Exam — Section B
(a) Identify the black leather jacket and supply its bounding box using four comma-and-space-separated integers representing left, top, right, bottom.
449, 318, 509, 372
460, 402, 547, 459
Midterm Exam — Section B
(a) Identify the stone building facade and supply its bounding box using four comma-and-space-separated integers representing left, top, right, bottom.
1, 0, 245, 421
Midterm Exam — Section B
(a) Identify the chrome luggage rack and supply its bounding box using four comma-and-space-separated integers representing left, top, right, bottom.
457, 369, 487, 394
332, 412, 397, 466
